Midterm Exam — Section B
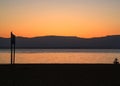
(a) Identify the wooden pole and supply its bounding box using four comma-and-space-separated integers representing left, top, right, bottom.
11, 32, 16, 64
11, 32, 13, 64
13, 43, 15, 64
11, 41, 13, 64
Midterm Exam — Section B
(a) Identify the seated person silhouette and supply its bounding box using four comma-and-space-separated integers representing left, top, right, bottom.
113, 58, 119, 64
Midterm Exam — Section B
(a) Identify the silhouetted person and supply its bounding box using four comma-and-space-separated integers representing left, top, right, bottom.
113, 58, 119, 64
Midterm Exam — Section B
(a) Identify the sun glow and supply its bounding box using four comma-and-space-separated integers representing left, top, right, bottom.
0, 0, 120, 38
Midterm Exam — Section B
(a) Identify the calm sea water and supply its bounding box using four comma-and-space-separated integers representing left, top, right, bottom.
0, 49, 120, 64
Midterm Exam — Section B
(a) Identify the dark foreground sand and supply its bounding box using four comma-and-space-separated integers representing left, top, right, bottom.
0, 64, 120, 86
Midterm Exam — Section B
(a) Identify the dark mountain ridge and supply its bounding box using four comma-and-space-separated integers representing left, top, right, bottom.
0, 35, 120, 49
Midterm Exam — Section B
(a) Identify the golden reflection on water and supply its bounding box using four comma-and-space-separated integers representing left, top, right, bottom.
1, 49, 120, 64
15, 53, 119, 64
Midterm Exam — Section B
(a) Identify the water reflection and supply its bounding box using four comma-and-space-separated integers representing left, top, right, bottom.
0, 49, 120, 64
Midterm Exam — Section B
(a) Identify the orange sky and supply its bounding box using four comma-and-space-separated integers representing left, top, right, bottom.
0, 0, 120, 38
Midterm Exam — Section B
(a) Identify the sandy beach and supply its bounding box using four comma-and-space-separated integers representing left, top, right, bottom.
0, 64, 120, 86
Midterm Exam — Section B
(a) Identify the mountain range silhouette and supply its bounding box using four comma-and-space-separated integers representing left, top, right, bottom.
0, 35, 120, 49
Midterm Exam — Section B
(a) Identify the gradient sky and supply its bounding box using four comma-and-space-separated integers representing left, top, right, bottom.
0, 0, 120, 38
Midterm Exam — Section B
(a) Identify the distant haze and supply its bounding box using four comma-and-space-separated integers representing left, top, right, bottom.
0, 0, 120, 38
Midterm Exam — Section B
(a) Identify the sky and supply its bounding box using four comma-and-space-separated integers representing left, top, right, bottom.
0, 0, 120, 38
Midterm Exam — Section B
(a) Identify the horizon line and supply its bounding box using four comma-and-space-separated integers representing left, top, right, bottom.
1, 34, 120, 39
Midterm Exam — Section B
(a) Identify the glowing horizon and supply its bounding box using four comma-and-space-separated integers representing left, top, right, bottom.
0, 0, 120, 38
